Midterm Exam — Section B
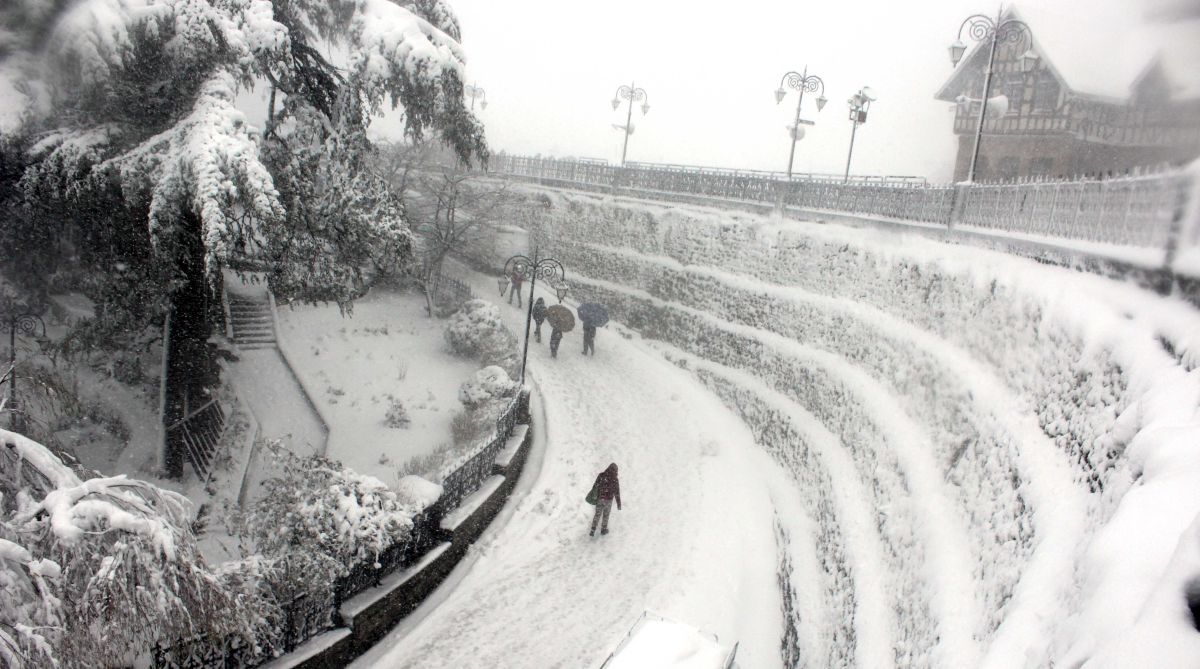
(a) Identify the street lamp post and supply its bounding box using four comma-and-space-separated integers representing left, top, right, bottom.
775, 67, 828, 179
496, 249, 567, 384
3, 309, 49, 433
844, 87, 877, 182
465, 83, 487, 111
611, 83, 650, 166
948, 9, 1038, 182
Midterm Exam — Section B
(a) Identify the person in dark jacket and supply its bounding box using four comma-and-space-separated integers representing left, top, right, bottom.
550, 327, 563, 358
532, 298, 547, 342
582, 323, 597, 355
589, 463, 622, 536
508, 270, 524, 307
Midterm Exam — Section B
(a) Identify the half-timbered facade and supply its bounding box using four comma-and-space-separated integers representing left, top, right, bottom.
936, 8, 1200, 181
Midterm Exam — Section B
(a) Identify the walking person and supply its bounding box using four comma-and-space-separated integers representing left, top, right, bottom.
588, 463, 622, 536
532, 297, 547, 342
549, 327, 562, 358
582, 323, 596, 355
508, 269, 524, 307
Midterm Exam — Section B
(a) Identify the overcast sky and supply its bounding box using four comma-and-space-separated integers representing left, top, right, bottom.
369, 0, 1197, 182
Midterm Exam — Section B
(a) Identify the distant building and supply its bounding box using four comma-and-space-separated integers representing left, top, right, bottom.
935, 7, 1200, 181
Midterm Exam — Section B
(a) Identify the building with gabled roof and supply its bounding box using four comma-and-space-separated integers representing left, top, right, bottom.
934, 5, 1200, 181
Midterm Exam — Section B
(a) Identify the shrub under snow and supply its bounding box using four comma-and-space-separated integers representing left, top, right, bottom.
458, 365, 518, 409
238, 444, 429, 570
444, 299, 519, 377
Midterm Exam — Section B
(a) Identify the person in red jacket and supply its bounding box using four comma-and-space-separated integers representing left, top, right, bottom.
590, 463, 622, 536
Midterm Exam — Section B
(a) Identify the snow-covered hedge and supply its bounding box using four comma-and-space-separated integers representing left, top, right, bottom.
510, 189, 1200, 668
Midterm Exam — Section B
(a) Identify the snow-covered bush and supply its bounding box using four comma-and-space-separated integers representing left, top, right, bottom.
443, 299, 519, 377
0, 429, 275, 667
384, 397, 411, 428
238, 444, 427, 570
458, 366, 518, 410
449, 367, 519, 446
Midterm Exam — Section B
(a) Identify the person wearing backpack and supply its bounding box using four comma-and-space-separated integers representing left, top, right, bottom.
587, 463, 622, 536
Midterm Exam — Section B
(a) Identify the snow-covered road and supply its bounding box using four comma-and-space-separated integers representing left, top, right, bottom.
354, 272, 794, 668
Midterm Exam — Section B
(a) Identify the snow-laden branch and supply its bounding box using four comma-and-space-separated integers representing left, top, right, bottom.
349, 0, 465, 111
101, 70, 283, 271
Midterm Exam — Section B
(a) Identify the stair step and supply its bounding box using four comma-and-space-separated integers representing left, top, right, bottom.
238, 343, 276, 350
236, 337, 277, 344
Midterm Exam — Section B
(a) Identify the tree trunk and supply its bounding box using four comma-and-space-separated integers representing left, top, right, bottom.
161, 210, 216, 478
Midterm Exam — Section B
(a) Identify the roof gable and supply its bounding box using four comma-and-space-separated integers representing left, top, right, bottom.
934, 4, 1199, 103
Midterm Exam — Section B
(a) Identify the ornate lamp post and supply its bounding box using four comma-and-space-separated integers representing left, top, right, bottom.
775, 67, 828, 179
948, 9, 1038, 182
496, 249, 567, 384
3, 309, 49, 432
610, 83, 650, 167
844, 87, 877, 182
465, 83, 487, 111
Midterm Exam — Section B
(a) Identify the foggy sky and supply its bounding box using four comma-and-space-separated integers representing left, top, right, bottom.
389, 0, 1198, 182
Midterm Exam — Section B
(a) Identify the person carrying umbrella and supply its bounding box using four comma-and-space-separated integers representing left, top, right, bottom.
577, 303, 609, 356
550, 328, 563, 358
582, 323, 596, 355
587, 463, 622, 536
544, 304, 575, 359
532, 297, 547, 342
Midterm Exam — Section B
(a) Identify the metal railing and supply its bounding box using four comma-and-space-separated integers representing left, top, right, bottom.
430, 272, 476, 306
153, 388, 531, 667
490, 154, 1197, 253
434, 389, 529, 512
165, 399, 226, 480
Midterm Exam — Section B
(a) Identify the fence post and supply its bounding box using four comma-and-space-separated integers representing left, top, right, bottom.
949, 183, 970, 229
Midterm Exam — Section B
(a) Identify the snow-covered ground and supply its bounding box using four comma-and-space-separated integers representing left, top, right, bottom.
275, 286, 482, 486
354, 189, 1200, 668
355, 271, 795, 669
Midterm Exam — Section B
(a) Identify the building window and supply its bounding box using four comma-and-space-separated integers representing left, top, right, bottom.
1033, 75, 1059, 113
1002, 74, 1025, 114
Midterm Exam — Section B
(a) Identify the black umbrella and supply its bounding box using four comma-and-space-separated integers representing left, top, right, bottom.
577, 302, 609, 327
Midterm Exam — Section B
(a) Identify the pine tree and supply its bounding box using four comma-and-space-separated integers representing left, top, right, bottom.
0, 0, 486, 476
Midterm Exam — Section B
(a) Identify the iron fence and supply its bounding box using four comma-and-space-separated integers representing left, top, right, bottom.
433, 389, 529, 513
165, 398, 226, 480
152, 388, 531, 668
491, 155, 1196, 252
430, 271, 476, 306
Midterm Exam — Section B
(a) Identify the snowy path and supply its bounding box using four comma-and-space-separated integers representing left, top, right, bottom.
227, 349, 325, 496
355, 272, 792, 668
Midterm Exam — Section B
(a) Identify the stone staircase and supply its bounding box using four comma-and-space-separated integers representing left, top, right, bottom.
227, 295, 276, 349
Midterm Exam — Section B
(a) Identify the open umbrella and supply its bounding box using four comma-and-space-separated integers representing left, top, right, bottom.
545, 304, 576, 332
577, 302, 609, 327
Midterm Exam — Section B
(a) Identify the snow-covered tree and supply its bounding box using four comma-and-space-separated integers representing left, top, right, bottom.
0, 429, 278, 667
0, 0, 487, 476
